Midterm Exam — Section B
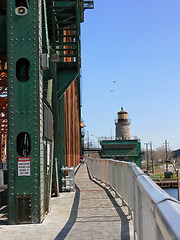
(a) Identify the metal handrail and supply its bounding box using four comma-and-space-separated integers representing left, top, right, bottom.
86, 158, 180, 240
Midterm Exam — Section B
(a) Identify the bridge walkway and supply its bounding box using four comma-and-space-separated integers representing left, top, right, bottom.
0, 164, 134, 240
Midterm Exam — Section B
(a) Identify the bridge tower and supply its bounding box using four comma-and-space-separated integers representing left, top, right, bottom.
3, 0, 94, 224
115, 107, 131, 140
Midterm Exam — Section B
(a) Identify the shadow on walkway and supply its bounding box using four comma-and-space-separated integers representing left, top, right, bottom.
55, 185, 80, 240
55, 164, 131, 240
86, 165, 131, 240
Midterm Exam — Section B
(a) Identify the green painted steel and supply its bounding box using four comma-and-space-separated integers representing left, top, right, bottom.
7, 0, 46, 224
100, 140, 142, 167
57, 69, 79, 100
58, 95, 66, 190
5, 0, 93, 224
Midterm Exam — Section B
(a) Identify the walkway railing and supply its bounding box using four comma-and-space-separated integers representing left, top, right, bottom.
87, 158, 180, 240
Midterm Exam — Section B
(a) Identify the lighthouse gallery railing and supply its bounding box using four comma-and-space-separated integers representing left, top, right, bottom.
86, 158, 180, 240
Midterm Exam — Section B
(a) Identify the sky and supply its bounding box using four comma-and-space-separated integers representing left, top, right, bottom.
81, 0, 180, 150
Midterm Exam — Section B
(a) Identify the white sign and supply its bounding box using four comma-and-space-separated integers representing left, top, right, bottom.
18, 157, 31, 176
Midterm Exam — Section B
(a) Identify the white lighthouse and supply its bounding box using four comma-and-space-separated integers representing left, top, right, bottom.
115, 107, 130, 140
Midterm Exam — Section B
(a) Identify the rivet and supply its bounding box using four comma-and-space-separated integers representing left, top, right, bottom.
22, 111, 25, 114
29, 111, 31, 114
16, 111, 19, 114
22, 38, 24, 41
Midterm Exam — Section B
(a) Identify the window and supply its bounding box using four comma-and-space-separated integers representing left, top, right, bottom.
16, 132, 31, 156
16, 58, 30, 82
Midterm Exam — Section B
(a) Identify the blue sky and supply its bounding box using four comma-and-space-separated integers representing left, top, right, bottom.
81, 0, 180, 150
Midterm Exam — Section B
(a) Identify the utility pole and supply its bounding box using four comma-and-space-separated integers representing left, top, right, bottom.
87, 130, 89, 149
144, 143, 150, 171
164, 140, 169, 172
150, 142, 154, 175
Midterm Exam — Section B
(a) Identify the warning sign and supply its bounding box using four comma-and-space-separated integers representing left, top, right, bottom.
18, 157, 31, 176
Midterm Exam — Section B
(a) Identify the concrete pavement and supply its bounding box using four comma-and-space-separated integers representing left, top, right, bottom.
0, 164, 134, 240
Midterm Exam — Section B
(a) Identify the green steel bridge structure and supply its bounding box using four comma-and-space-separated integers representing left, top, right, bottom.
0, 0, 93, 224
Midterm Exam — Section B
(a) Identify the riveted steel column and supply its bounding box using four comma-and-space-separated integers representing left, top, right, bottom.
7, 0, 44, 223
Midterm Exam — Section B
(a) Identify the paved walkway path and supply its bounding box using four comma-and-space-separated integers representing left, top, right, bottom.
0, 164, 134, 240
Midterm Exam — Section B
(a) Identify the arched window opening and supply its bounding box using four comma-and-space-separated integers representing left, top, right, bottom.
16, 132, 31, 156
16, 58, 30, 82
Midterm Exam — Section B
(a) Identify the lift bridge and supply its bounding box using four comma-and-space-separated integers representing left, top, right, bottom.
0, 0, 93, 224
1, 2, 180, 239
